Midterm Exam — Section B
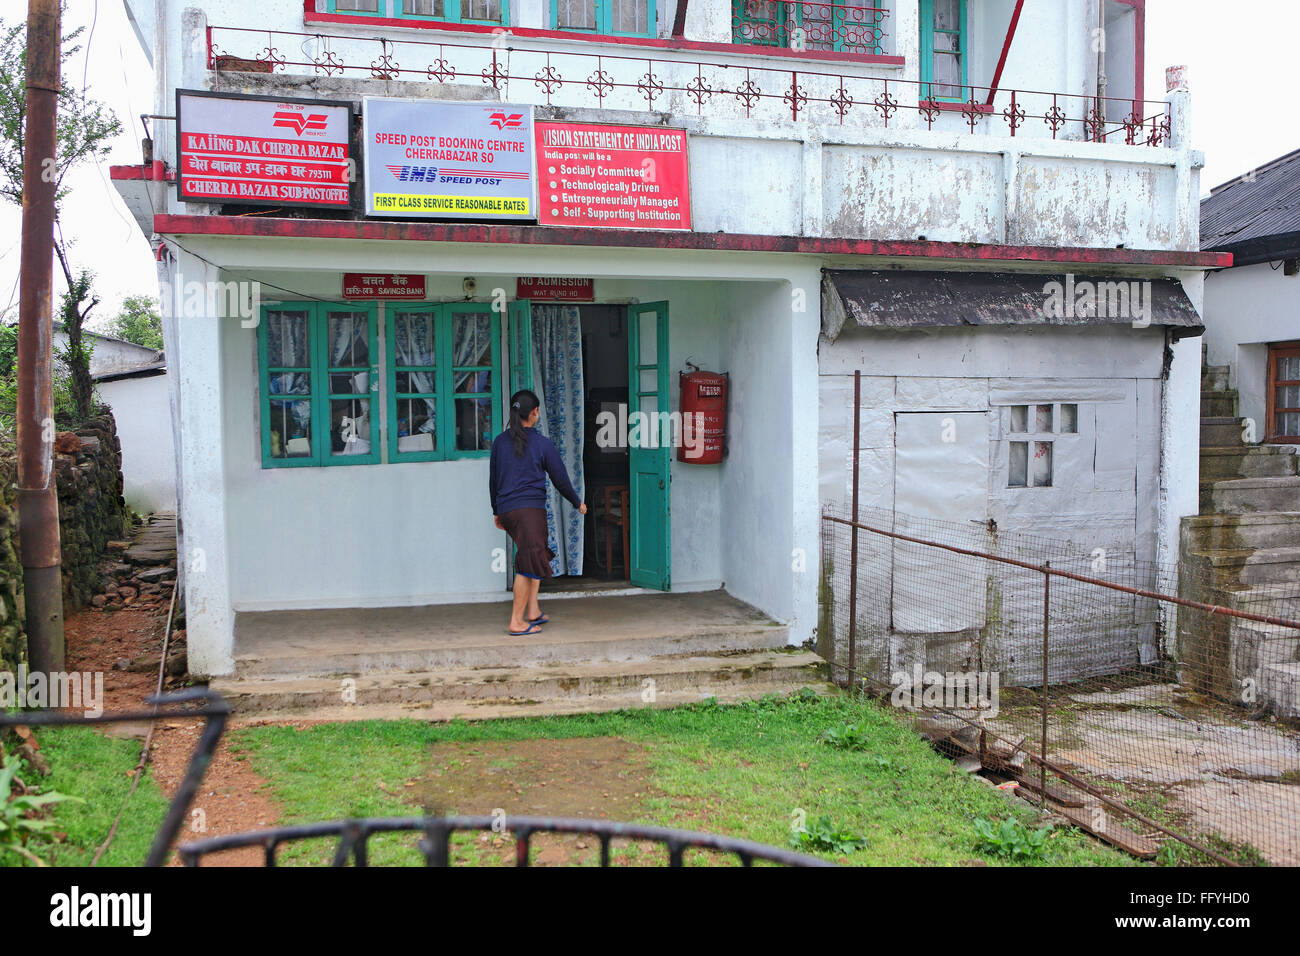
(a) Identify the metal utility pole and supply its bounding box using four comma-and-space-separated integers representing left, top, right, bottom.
17, 0, 65, 674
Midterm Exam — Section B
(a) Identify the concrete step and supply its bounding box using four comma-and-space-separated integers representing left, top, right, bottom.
1200, 445, 1299, 479
1202, 365, 1231, 392
1188, 547, 1300, 587
1183, 512, 1300, 551
232, 596, 790, 678
1200, 390, 1239, 418
1261, 662, 1300, 719
211, 649, 831, 719
1200, 417, 1247, 447
1200, 476, 1300, 514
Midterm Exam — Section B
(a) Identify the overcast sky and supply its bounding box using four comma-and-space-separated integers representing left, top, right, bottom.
0, 0, 1295, 325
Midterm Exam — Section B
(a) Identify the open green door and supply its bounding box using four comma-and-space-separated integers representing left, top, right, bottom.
628, 301, 670, 590
505, 300, 533, 590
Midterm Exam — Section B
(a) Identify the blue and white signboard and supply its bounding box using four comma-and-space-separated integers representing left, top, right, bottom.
362, 98, 536, 219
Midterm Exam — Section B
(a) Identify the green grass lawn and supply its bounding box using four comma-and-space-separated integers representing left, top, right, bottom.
5, 727, 171, 867
228, 690, 1134, 867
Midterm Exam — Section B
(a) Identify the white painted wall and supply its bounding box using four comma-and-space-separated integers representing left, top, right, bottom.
97, 371, 179, 513
52, 329, 159, 377
1204, 262, 1300, 437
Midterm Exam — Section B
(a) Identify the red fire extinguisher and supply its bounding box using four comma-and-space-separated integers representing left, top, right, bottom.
678, 362, 728, 464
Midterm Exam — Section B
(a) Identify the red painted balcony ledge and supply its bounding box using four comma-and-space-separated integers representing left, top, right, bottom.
111, 163, 174, 182
153, 214, 1232, 270
302, 11, 906, 69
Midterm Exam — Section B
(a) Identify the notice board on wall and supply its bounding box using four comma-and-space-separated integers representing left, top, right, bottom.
534, 122, 691, 231
175, 90, 353, 208
362, 99, 535, 219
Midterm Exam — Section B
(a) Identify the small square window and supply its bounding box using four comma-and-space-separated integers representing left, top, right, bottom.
1009, 441, 1027, 487
1035, 403, 1054, 432
1060, 403, 1078, 434
1032, 441, 1053, 487
1010, 405, 1028, 433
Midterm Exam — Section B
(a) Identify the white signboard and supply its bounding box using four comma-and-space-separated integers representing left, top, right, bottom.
362, 98, 535, 219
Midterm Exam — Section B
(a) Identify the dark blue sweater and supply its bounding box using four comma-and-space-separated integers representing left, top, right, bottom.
489, 428, 583, 516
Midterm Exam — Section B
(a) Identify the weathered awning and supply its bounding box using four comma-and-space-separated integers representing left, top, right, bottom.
821, 269, 1203, 342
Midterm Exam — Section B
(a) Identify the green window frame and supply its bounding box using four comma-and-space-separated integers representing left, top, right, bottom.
327, 0, 510, 25
551, 0, 656, 38
920, 0, 968, 102
259, 301, 381, 469
386, 303, 502, 463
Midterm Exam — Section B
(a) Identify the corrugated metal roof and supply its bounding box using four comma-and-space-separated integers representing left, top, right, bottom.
822, 270, 1202, 341
1200, 149, 1300, 261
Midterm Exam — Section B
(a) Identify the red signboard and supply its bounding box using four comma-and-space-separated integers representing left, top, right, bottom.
176, 90, 353, 209
516, 278, 595, 301
342, 274, 427, 299
534, 122, 690, 231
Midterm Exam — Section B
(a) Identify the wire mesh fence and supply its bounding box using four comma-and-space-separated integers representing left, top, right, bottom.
819, 505, 1300, 866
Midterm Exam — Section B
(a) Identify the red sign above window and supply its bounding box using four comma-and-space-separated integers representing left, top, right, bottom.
516, 278, 595, 301
342, 274, 427, 299
534, 122, 691, 231
176, 90, 353, 209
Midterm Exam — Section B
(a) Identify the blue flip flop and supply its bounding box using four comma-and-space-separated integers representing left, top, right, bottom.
529, 614, 549, 625
508, 622, 543, 636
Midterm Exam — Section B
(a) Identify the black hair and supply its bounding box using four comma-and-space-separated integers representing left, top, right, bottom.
508, 389, 540, 457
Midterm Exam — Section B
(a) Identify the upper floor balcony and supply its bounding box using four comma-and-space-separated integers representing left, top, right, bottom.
197, 0, 1170, 149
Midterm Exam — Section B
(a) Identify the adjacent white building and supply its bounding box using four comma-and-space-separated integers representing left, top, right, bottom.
110, 0, 1222, 679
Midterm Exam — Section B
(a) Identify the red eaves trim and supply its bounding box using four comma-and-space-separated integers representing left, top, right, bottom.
110, 163, 174, 182
153, 214, 1233, 269
985, 0, 1025, 106
301, 11, 905, 67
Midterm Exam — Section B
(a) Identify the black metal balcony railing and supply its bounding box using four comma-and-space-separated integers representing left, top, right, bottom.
731, 0, 889, 56
207, 25, 1172, 147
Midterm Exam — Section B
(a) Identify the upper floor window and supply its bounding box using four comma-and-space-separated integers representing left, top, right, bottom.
732, 1, 888, 55
920, 0, 967, 101
328, 0, 509, 25
553, 0, 656, 37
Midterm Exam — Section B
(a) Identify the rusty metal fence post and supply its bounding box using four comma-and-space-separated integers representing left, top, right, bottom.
1041, 561, 1050, 811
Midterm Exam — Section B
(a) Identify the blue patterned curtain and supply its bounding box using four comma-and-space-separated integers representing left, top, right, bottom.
532, 305, 585, 576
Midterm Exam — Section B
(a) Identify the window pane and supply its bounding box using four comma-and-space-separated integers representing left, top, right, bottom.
638, 313, 657, 364
1277, 385, 1300, 410
452, 312, 493, 367
267, 310, 310, 367
1032, 441, 1053, 487
1010, 405, 1027, 433
396, 370, 435, 394
557, 0, 596, 29
932, 53, 961, 97
269, 372, 310, 395
327, 311, 370, 367
330, 371, 370, 394
404, 0, 442, 14
398, 397, 437, 451
331, 398, 372, 456
394, 312, 437, 368
463, 0, 500, 20
1036, 404, 1054, 432
1060, 403, 1078, 433
1008, 441, 1027, 487
269, 399, 312, 458
1278, 355, 1300, 381
455, 370, 492, 394
933, 0, 960, 30
610, 0, 650, 34
455, 397, 493, 451
336, 0, 380, 10
1277, 412, 1300, 438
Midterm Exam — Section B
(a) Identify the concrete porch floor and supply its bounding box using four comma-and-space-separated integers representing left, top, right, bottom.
211, 589, 830, 722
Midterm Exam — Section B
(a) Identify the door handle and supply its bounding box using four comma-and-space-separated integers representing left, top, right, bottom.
658, 479, 665, 490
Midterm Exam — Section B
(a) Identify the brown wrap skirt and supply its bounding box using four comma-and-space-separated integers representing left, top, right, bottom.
499, 507, 554, 579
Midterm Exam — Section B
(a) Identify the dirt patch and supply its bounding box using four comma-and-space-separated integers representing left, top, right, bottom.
63, 577, 283, 867
416, 736, 670, 866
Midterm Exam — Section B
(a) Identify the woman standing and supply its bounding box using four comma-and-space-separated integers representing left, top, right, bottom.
489, 389, 587, 635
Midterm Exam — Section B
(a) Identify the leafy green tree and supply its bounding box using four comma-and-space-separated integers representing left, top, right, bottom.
108, 294, 163, 351
0, 9, 122, 424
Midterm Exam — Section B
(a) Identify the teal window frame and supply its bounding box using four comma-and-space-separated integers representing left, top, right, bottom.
258, 301, 381, 469
919, 0, 968, 103
385, 303, 502, 464
551, 0, 657, 38
327, 0, 510, 25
